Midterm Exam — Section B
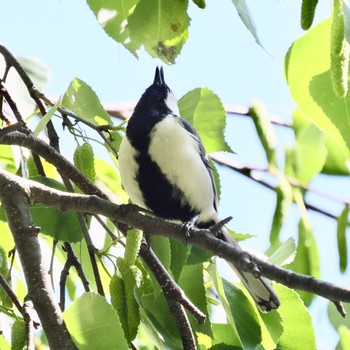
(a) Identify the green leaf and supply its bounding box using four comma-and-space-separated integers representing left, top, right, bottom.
4, 56, 49, 117
95, 158, 128, 202
151, 236, 171, 271
150, 236, 171, 298
0, 334, 10, 350
141, 291, 182, 349
338, 326, 350, 350
178, 264, 211, 337
294, 122, 327, 183
128, 0, 190, 64
337, 204, 349, 273
179, 88, 232, 153
267, 237, 297, 267
222, 279, 262, 349
64, 292, 128, 350
331, 0, 349, 97
192, 0, 206, 9
231, 0, 263, 48
226, 227, 255, 242
210, 323, 241, 348
208, 262, 273, 349
0, 145, 16, 173
270, 175, 293, 245
29, 176, 83, 242
285, 18, 350, 156
300, 0, 318, 30
62, 78, 112, 126
285, 217, 320, 306
207, 262, 239, 340
86, 0, 140, 56
249, 100, 277, 166
186, 245, 213, 265
71, 240, 111, 293
33, 98, 60, 136
17, 56, 48, 91
275, 284, 316, 350
169, 238, 190, 282
293, 109, 350, 175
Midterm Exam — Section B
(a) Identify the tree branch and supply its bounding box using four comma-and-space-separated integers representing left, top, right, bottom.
0, 171, 77, 349
1, 169, 349, 307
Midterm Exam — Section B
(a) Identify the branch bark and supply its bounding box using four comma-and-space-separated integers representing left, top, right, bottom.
0, 172, 77, 349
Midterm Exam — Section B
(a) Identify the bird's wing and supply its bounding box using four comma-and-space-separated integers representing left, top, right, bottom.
178, 118, 218, 212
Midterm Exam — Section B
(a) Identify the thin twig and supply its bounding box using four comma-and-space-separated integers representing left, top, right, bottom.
63, 242, 90, 292
0, 273, 23, 313
212, 153, 349, 221
77, 213, 104, 296
139, 244, 206, 325
0, 79, 25, 123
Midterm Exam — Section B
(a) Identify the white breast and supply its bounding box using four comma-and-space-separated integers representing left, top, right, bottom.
148, 115, 216, 222
118, 136, 145, 207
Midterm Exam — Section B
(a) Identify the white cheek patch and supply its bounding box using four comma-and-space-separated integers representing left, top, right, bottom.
148, 116, 216, 220
165, 91, 180, 117
118, 136, 145, 207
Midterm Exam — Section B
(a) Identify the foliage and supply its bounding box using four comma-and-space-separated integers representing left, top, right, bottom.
0, 0, 349, 349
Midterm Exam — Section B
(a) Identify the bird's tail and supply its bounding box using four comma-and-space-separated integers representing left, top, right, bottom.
220, 226, 280, 312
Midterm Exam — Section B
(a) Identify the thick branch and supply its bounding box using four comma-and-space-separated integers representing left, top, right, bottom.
1, 169, 350, 306
0, 172, 76, 349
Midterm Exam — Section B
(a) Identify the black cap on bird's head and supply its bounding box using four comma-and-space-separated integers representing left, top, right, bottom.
152, 66, 170, 99
153, 66, 164, 86
132, 66, 179, 118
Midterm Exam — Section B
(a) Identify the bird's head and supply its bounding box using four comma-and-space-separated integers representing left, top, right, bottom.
135, 67, 180, 117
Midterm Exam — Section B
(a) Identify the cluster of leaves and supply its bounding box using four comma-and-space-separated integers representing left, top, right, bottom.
0, 0, 349, 349
86, 0, 263, 63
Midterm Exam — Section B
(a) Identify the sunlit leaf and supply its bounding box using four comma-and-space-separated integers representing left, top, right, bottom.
209, 323, 241, 347
179, 88, 232, 153
285, 19, 350, 156
249, 100, 277, 166
338, 326, 350, 350
285, 217, 320, 306
270, 175, 293, 245
293, 109, 350, 175
64, 292, 128, 350
4, 56, 49, 117
62, 78, 112, 126
231, 0, 263, 48
275, 285, 316, 350
33, 99, 60, 136
86, 0, 140, 56
337, 204, 349, 273
268, 237, 296, 266
28, 176, 83, 242
141, 291, 182, 349
178, 264, 211, 336
294, 122, 327, 183
128, 0, 190, 64
0, 145, 16, 173
222, 279, 262, 349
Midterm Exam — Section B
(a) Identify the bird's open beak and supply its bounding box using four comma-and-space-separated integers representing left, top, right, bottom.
153, 66, 165, 86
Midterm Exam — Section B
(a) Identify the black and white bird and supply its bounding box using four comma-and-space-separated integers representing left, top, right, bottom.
118, 67, 280, 312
